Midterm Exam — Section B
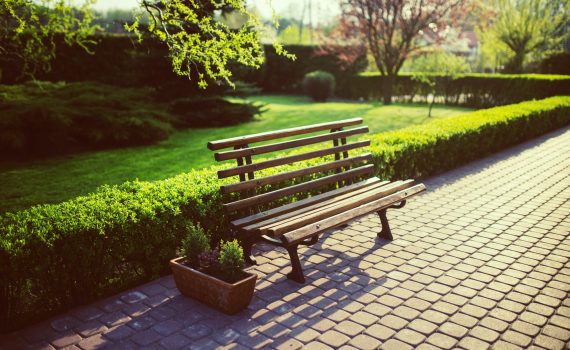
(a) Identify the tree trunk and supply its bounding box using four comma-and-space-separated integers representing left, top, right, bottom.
504, 50, 525, 73
383, 74, 394, 105
428, 94, 435, 118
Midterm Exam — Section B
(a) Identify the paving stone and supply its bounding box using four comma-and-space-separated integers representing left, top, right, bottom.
130, 329, 162, 346
458, 336, 490, 350
334, 320, 365, 337
439, 322, 468, 338
381, 339, 413, 350
479, 317, 509, 333
159, 334, 191, 350
48, 330, 82, 348
501, 330, 532, 347
77, 334, 109, 350
395, 329, 426, 346
519, 311, 548, 326
318, 330, 350, 348
543, 324, 570, 341
103, 325, 134, 341
426, 332, 458, 349
364, 324, 395, 341
290, 326, 320, 343
533, 335, 566, 349
470, 326, 500, 342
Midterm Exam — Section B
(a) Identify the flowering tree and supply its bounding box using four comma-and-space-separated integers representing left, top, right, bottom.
339, 0, 467, 104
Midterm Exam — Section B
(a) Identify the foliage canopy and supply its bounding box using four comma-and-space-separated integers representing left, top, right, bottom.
0, 0, 97, 79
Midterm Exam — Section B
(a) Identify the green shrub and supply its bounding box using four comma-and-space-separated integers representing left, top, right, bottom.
370, 96, 570, 179
0, 82, 263, 159
0, 82, 173, 158
218, 239, 245, 282
338, 73, 570, 108
168, 97, 263, 128
181, 223, 210, 267
303, 71, 336, 102
1, 96, 569, 331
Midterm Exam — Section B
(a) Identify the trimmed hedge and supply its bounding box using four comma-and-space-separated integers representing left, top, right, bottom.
1, 96, 570, 331
338, 73, 570, 108
370, 96, 570, 179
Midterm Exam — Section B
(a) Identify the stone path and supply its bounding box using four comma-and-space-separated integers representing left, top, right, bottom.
1, 127, 570, 350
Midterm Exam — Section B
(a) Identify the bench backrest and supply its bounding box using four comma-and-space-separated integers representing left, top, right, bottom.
208, 118, 372, 215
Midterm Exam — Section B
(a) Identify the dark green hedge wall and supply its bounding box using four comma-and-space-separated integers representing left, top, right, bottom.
338, 73, 570, 108
1, 96, 570, 332
0, 35, 367, 94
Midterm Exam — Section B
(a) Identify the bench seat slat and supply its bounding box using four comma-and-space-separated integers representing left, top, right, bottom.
282, 184, 427, 245
208, 118, 363, 150
230, 177, 383, 228
221, 153, 372, 195
241, 179, 394, 233
215, 127, 369, 161
266, 180, 417, 236
223, 164, 375, 212
217, 140, 370, 179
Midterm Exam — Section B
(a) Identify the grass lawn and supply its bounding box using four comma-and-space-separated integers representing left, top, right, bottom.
0, 95, 473, 213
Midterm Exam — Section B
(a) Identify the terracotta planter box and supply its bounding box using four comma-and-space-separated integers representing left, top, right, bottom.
170, 257, 257, 314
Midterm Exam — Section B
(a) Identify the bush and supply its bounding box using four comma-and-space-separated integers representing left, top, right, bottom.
181, 223, 210, 267
218, 239, 245, 281
0, 82, 262, 159
1, 96, 569, 331
303, 71, 336, 102
168, 97, 263, 128
338, 73, 570, 108
370, 96, 570, 179
0, 82, 173, 158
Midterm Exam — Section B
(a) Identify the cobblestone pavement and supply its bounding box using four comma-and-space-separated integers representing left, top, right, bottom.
2, 127, 570, 350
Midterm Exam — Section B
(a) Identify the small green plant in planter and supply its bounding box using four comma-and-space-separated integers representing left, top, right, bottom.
170, 224, 257, 314
219, 240, 246, 282
181, 223, 210, 267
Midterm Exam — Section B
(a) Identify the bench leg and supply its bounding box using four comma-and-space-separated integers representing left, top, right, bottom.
377, 209, 393, 240
377, 201, 407, 240
285, 244, 305, 283
243, 237, 257, 265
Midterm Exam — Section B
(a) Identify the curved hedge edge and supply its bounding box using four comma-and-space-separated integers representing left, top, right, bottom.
1, 96, 570, 331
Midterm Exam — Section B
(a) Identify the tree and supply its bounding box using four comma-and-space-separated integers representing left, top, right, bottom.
0, 0, 97, 81
486, 0, 570, 73
2, 0, 291, 88
128, 0, 293, 89
410, 50, 470, 117
340, 0, 466, 104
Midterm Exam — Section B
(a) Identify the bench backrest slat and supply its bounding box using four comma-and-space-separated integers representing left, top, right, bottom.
209, 118, 372, 214
207, 118, 363, 150
217, 140, 370, 179
220, 153, 372, 195
214, 127, 369, 161
224, 164, 374, 212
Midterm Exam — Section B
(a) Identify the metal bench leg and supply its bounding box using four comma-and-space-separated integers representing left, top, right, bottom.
377, 209, 393, 240
377, 201, 407, 240
243, 237, 257, 265
285, 244, 305, 283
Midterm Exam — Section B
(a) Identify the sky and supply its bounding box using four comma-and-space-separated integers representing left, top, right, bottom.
92, 0, 341, 24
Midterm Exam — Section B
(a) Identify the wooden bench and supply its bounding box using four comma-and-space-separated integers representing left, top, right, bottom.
208, 118, 426, 283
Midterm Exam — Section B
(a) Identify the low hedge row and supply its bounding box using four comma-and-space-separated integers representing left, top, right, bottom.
1, 96, 570, 331
338, 73, 570, 108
